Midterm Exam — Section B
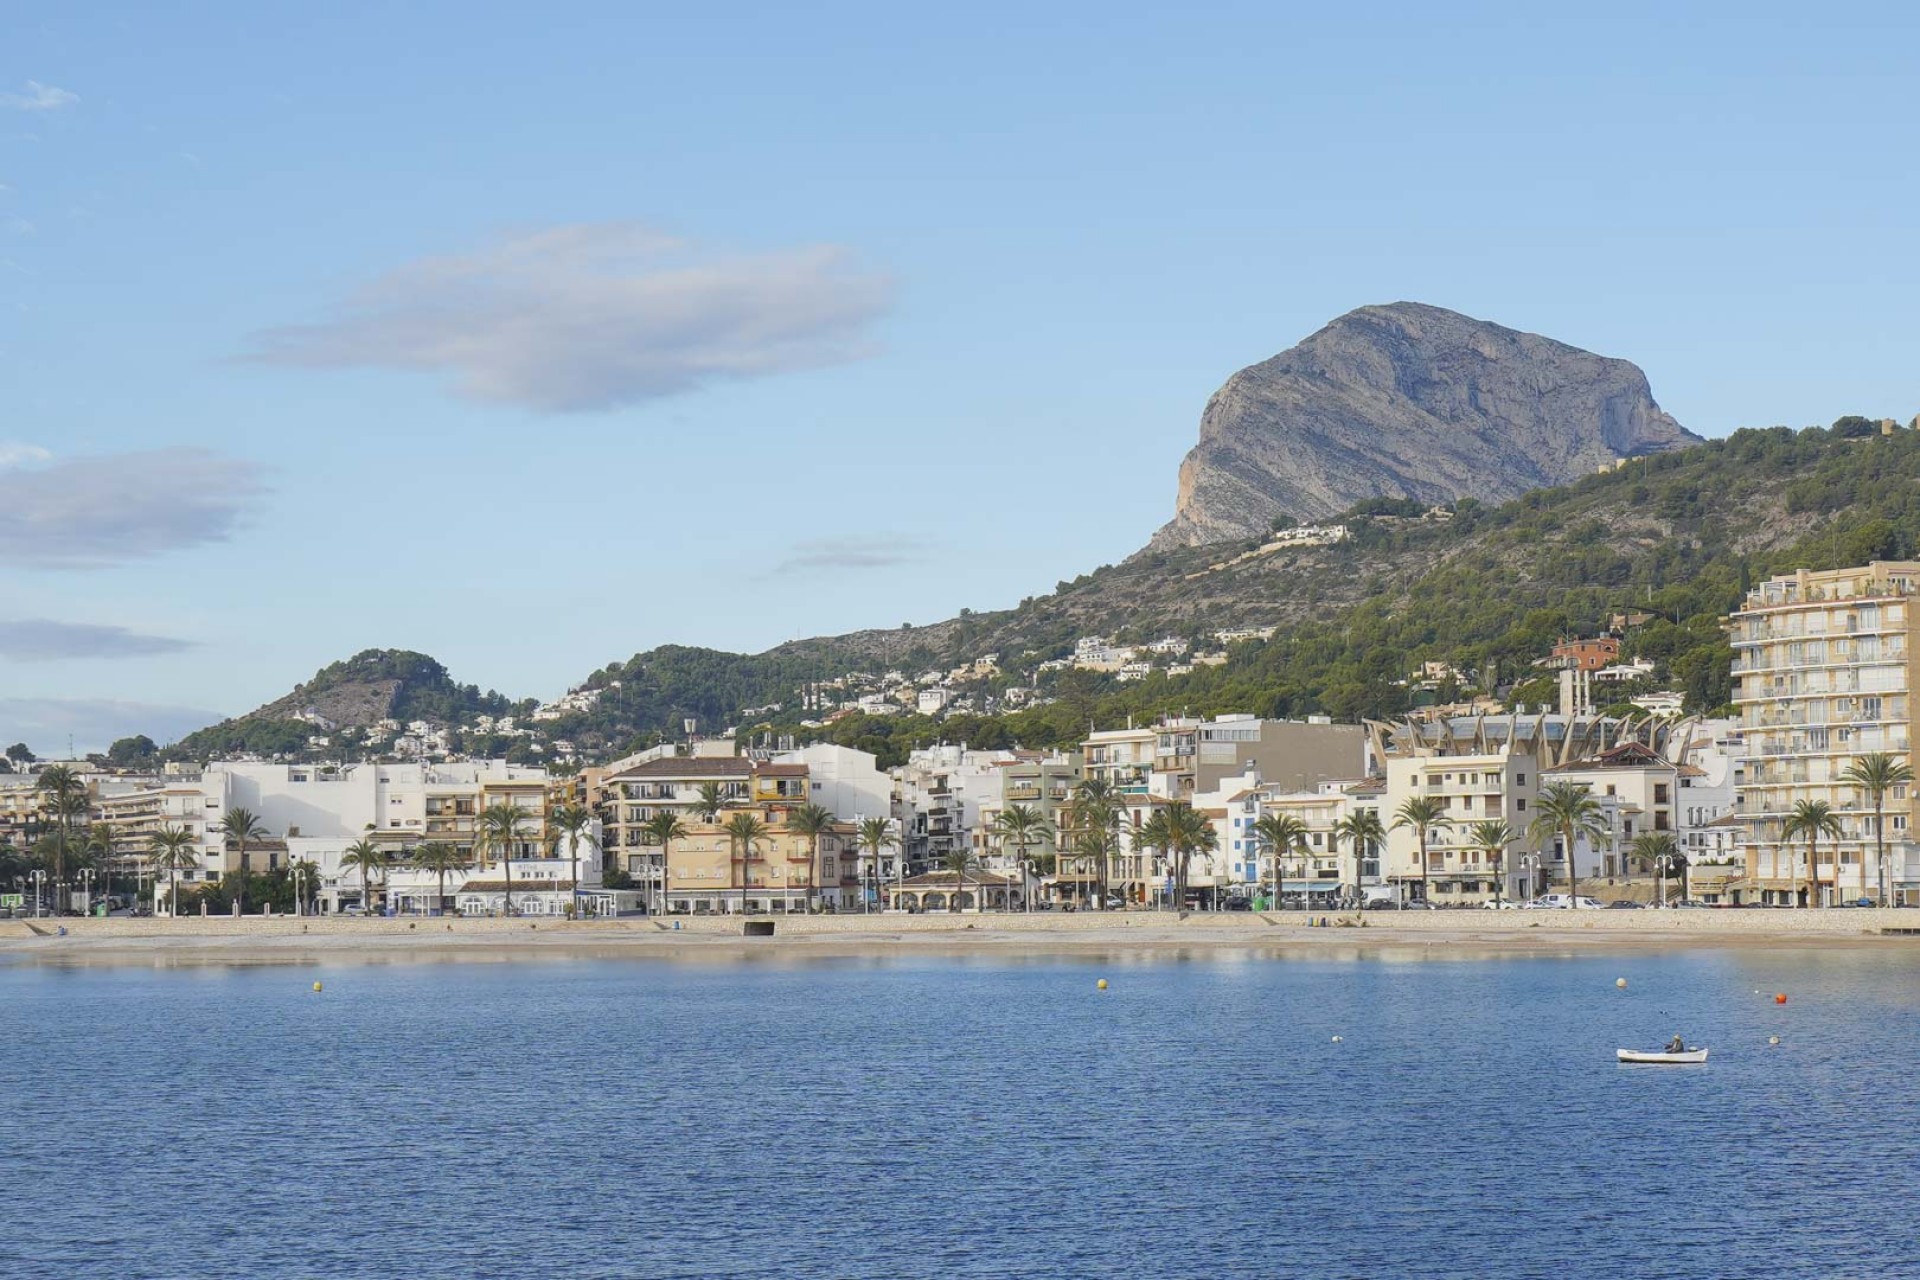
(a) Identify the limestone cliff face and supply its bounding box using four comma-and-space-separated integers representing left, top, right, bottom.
1147, 303, 1698, 550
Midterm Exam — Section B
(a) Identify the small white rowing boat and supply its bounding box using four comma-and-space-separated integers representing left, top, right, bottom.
1617, 1048, 1709, 1064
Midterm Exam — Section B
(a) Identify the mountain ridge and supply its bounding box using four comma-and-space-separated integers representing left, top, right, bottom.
1148, 302, 1700, 549
161, 418, 1917, 766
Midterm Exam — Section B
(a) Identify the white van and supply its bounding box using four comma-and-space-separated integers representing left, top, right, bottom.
1525, 894, 1603, 910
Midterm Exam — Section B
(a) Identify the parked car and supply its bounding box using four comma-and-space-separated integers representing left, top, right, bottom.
1603, 900, 1644, 909
1363, 899, 1402, 911
1482, 899, 1520, 910
1525, 894, 1604, 910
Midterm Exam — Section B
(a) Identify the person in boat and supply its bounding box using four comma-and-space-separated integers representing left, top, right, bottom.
1665, 1034, 1686, 1054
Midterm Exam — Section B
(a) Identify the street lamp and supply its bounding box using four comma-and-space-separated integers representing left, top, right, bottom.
31, 868, 44, 918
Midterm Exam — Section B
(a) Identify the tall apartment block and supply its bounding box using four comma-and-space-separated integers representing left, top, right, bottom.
1729, 561, 1920, 905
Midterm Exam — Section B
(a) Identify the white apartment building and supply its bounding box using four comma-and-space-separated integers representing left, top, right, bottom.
773, 743, 891, 825
1199, 770, 1383, 905
893, 745, 1007, 875
102, 760, 559, 914
1369, 714, 1702, 904
1730, 562, 1920, 904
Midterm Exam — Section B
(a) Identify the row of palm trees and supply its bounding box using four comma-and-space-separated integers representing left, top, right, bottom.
1380, 754, 1912, 907
136, 798, 598, 918
1772, 753, 1911, 906
635, 800, 902, 914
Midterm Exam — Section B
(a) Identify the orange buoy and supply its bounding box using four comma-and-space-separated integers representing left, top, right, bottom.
1774, 993, 1787, 1004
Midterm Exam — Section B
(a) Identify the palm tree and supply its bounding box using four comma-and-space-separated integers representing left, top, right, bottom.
641, 812, 689, 916
214, 807, 270, 915
1250, 813, 1309, 911
694, 781, 726, 822
992, 804, 1054, 896
1138, 809, 1174, 908
83, 821, 118, 909
474, 802, 531, 915
340, 839, 389, 915
35, 765, 82, 901
856, 816, 896, 912
1072, 827, 1120, 912
1068, 778, 1122, 907
1782, 799, 1843, 908
1334, 808, 1386, 908
1842, 752, 1912, 904
1162, 801, 1216, 914
1527, 782, 1608, 907
1628, 832, 1681, 907
1393, 795, 1453, 905
549, 801, 597, 919
146, 825, 198, 918
723, 811, 769, 914
941, 846, 980, 912
785, 803, 836, 913
1466, 820, 1519, 906
409, 841, 468, 915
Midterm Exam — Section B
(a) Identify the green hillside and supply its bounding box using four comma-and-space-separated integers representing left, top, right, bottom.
170, 418, 1920, 767
169, 649, 524, 760
767, 417, 1919, 764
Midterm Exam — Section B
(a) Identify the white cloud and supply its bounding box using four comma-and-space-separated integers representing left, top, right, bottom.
0, 618, 195, 661
0, 447, 265, 569
1, 81, 79, 112
246, 222, 894, 412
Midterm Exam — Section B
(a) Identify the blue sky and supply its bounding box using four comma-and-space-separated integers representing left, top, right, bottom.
3, 1, 1918, 752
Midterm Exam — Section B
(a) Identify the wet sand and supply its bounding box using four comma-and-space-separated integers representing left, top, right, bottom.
3, 909, 1913, 967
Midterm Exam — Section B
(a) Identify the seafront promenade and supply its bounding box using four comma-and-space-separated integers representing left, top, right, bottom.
4, 907, 1916, 963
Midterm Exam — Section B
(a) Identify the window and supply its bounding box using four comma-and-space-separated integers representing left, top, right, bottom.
1516, 799, 1527, 812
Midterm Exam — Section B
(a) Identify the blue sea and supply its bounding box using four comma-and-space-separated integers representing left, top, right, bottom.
3, 946, 1917, 1279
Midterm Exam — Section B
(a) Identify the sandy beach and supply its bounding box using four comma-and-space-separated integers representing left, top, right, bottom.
4, 907, 1916, 966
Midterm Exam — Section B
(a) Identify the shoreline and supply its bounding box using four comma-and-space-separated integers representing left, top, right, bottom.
4, 909, 1915, 967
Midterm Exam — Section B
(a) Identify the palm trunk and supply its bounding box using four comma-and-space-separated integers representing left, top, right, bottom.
1564, 827, 1579, 906
570, 837, 580, 920
502, 833, 514, 915
1875, 802, 1887, 905
1417, 830, 1429, 904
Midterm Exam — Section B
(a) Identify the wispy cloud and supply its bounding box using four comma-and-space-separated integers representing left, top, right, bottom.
771, 535, 927, 575
245, 222, 894, 412
0, 441, 52, 469
0, 618, 195, 661
1, 81, 79, 112
0, 697, 218, 756
0, 447, 266, 569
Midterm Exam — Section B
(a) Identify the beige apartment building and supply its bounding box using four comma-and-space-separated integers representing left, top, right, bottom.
1730, 562, 1920, 905
662, 820, 857, 914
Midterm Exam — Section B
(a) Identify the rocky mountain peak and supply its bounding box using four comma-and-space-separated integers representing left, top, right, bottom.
1147, 302, 1698, 550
